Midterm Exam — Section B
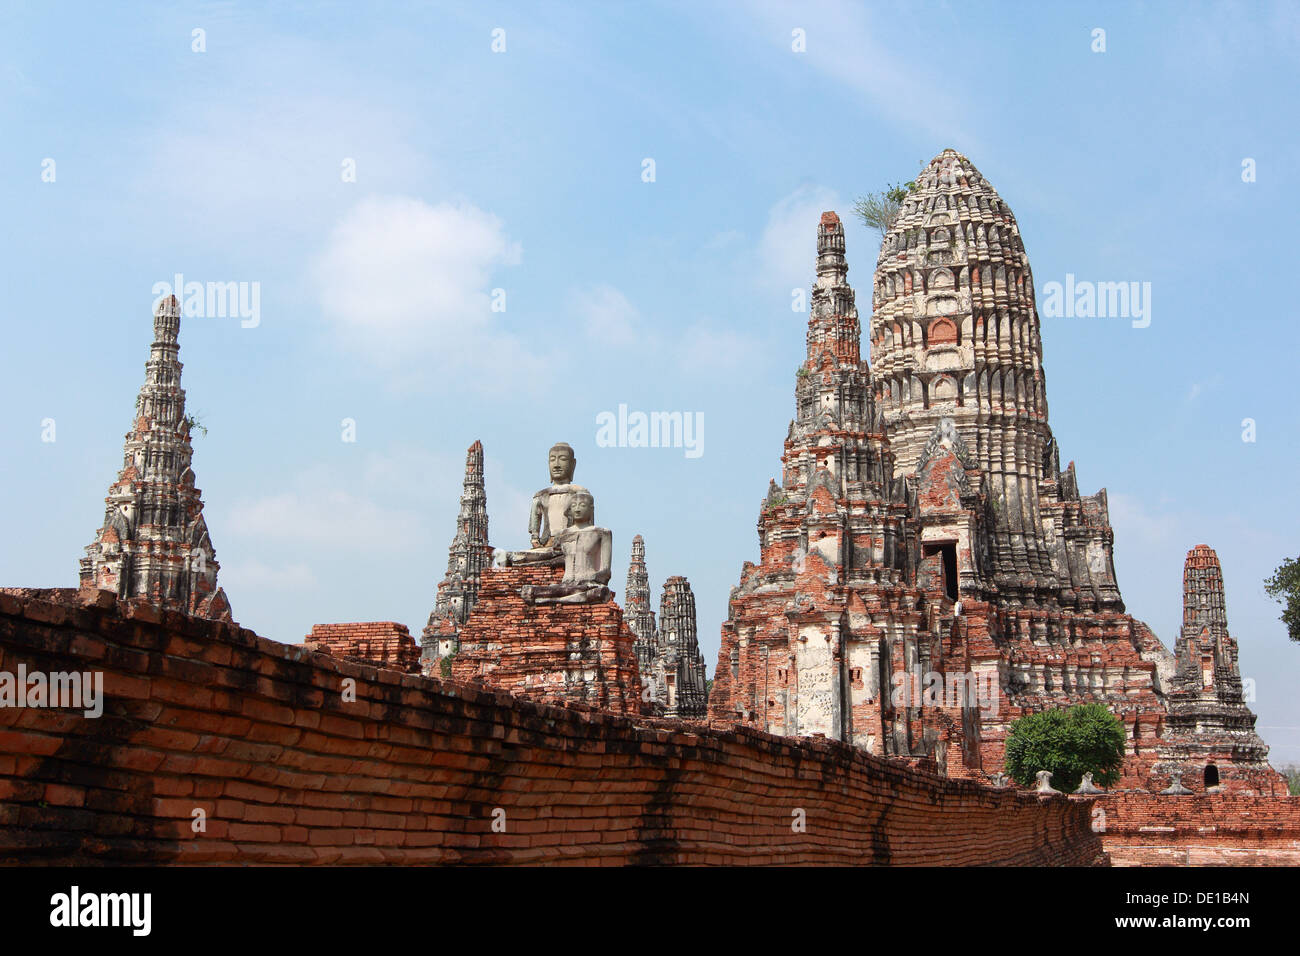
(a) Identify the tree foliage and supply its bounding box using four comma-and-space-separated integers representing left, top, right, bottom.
1264, 556, 1300, 643
1003, 703, 1126, 793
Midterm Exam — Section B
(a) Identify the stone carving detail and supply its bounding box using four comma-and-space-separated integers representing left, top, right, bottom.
1161, 771, 1192, 795
421, 440, 493, 669
79, 296, 231, 622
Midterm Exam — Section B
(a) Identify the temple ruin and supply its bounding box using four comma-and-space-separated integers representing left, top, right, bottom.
420, 440, 493, 672
79, 295, 231, 622
709, 149, 1284, 795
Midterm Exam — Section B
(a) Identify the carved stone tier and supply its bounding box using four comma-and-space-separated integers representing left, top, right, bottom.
451, 565, 644, 715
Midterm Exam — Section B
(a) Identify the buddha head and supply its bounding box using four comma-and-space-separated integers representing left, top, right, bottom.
565, 490, 594, 526
548, 442, 576, 483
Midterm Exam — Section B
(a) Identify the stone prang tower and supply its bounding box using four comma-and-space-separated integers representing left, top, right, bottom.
710, 150, 1287, 794
870, 149, 1120, 609
1157, 545, 1276, 791
656, 576, 709, 719
422, 440, 493, 670
624, 535, 657, 670
624, 535, 708, 719
80, 295, 231, 621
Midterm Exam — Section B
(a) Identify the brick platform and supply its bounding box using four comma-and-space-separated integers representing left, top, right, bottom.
304, 622, 420, 674
451, 565, 644, 716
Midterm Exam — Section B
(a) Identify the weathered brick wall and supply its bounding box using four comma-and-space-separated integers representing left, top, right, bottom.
304, 622, 420, 673
1099, 792, 1300, 866
0, 589, 1104, 865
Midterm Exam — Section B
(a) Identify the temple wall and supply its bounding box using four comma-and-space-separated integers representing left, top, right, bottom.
1098, 792, 1300, 866
0, 589, 1103, 866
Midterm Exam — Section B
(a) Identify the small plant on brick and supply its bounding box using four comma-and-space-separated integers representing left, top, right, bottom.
439, 653, 456, 679
852, 180, 918, 234
1283, 765, 1300, 796
1003, 703, 1125, 794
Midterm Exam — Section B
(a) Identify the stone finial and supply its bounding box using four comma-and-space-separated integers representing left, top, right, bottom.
1034, 770, 1060, 794
988, 772, 1008, 788
1074, 772, 1104, 794
1160, 771, 1193, 795
1182, 544, 1228, 635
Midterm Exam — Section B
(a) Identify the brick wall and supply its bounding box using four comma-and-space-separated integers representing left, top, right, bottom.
0, 589, 1104, 865
304, 621, 420, 673
1099, 792, 1300, 866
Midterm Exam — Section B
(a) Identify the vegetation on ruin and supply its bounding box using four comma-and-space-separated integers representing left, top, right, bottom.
1264, 556, 1300, 643
1003, 703, 1126, 793
853, 179, 919, 234
1284, 765, 1300, 796
183, 412, 207, 437
440, 653, 456, 679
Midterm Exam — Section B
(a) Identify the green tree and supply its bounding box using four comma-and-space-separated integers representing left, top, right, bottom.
1003, 703, 1126, 793
1264, 556, 1300, 643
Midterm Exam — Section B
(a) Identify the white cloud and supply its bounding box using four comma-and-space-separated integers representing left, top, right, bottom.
312, 196, 547, 385
569, 284, 641, 348
679, 321, 767, 374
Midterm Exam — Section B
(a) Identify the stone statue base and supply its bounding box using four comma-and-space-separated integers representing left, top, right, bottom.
451, 565, 644, 716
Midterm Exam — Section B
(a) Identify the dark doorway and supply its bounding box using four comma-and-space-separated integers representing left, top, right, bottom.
1205, 764, 1220, 788
923, 542, 959, 601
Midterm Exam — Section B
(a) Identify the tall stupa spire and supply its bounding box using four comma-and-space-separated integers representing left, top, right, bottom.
624, 534, 656, 669
80, 295, 231, 621
421, 440, 493, 669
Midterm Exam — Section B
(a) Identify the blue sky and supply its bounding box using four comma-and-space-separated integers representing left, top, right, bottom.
3, 1, 1299, 760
